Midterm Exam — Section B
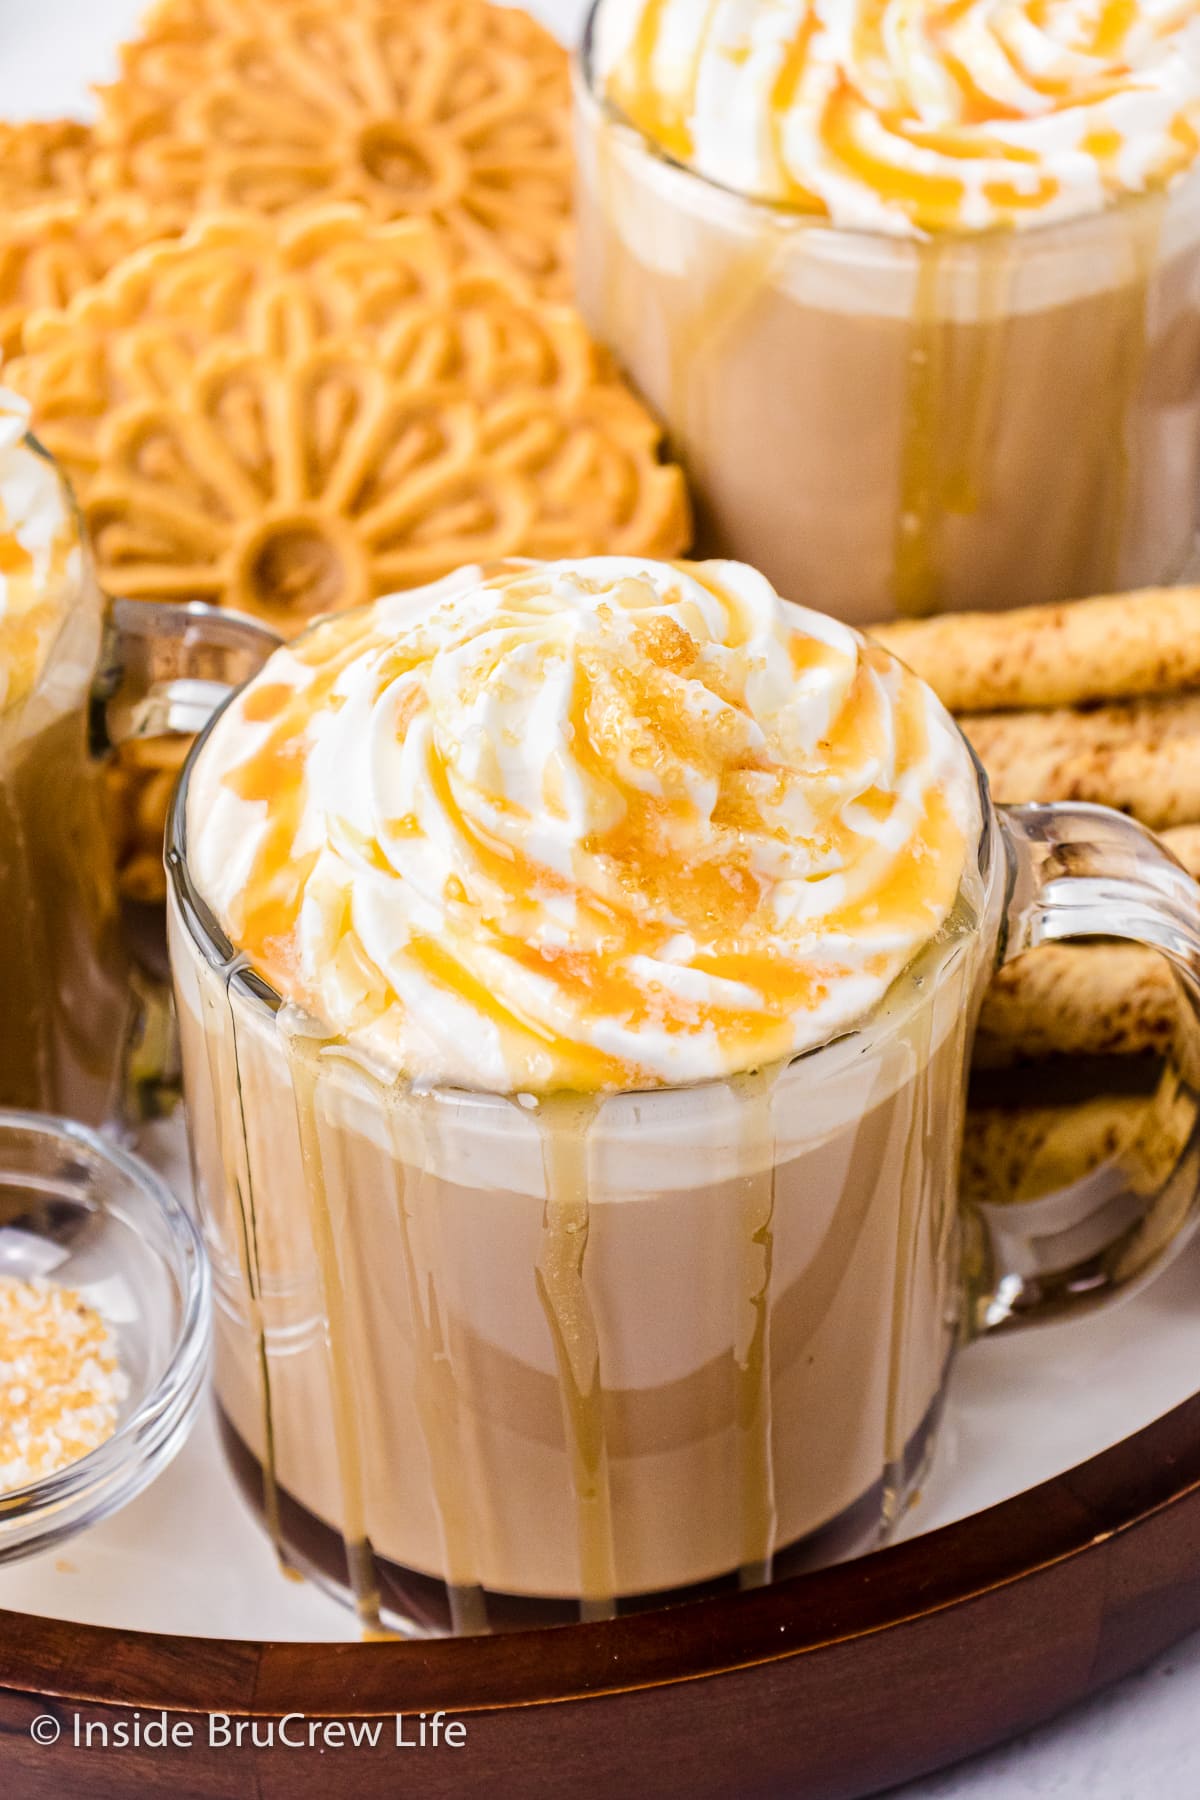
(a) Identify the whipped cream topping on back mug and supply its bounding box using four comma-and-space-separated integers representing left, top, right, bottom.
188, 558, 978, 1093
592, 0, 1200, 234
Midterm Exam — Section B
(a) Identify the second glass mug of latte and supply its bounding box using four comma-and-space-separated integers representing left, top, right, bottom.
574, 3, 1200, 625
0, 411, 278, 1126
167, 559, 1200, 1636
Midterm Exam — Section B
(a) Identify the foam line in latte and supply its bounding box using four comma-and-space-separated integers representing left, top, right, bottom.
187, 557, 978, 1094
594, 0, 1200, 236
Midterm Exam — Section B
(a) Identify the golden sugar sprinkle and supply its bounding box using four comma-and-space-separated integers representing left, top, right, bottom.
0, 1276, 128, 1494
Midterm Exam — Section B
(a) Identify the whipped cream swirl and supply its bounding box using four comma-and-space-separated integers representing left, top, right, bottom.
592, 0, 1200, 235
0, 389, 80, 716
187, 558, 978, 1092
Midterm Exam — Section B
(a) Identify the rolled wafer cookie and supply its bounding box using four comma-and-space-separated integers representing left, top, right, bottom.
962, 1078, 1198, 1213
974, 945, 1181, 1068
1160, 823, 1200, 877
1122, 1067, 1200, 1200
900, 587, 1200, 1096
960, 1096, 1148, 1207
964, 695, 1200, 830
974, 824, 1200, 1067
870, 586, 1200, 715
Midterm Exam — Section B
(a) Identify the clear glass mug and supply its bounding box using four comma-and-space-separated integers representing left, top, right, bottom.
167, 721, 1200, 1636
0, 432, 278, 1127
573, 5, 1200, 626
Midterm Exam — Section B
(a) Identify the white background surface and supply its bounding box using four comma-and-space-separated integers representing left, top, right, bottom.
2, 0, 1200, 1793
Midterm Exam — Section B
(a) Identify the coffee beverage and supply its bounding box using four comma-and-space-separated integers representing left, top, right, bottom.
170, 555, 998, 1628
0, 397, 130, 1122
576, 1, 1200, 623
176, 926, 987, 1623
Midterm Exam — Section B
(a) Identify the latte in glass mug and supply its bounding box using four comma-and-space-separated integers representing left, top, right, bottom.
170, 555, 1200, 1633
577, 0, 1200, 622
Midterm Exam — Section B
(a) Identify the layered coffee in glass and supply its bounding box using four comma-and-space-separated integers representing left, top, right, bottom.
576, 1, 1200, 623
0, 396, 130, 1121
170, 553, 1200, 1633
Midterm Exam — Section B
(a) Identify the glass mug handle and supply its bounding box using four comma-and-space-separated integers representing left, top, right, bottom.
94, 597, 281, 754
91, 598, 281, 1117
966, 801, 1200, 1333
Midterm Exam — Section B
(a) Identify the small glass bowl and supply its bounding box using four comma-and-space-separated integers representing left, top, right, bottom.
0, 1110, 210, 1559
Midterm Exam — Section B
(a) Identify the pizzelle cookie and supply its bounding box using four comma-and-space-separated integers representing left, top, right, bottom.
9, 207, 690, 898
0, 120, 92, 212
0, 197, 170, 363
93, 0, 575, 297
0, 118, 169, 363
9, 207, 689, 628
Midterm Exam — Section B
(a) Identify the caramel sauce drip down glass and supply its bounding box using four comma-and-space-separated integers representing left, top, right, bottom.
167, 725, 1200, 1634
572, 3, 1200, 624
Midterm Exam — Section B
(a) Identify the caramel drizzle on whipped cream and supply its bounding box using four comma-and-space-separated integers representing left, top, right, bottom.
189, 558, 974, 1092
595, 0, 1200, 234
0, 392, 76, 717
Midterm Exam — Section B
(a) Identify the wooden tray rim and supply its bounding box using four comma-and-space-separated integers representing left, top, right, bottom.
3, 1385, 1200, 1717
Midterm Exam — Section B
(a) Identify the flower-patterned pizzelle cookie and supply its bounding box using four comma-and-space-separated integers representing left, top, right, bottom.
0, 199, 170, 363
10, 207, 689, 900
8, 207, 690, 632
93, 0, 576, 297
0, 122, 171, 363
0, 121, 93, 212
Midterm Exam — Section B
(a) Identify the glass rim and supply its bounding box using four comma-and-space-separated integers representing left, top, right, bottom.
574, 0, 1200, 251
0, 1107, 210, 1518
165, 648, 1000, 1109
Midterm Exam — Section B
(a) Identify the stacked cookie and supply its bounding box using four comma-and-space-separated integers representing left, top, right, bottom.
10, 209, 688, 627
91, 0, 577, 297
4, 0, 691, 897
0, 119, 170, 361
873, 590, 1200, 1206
